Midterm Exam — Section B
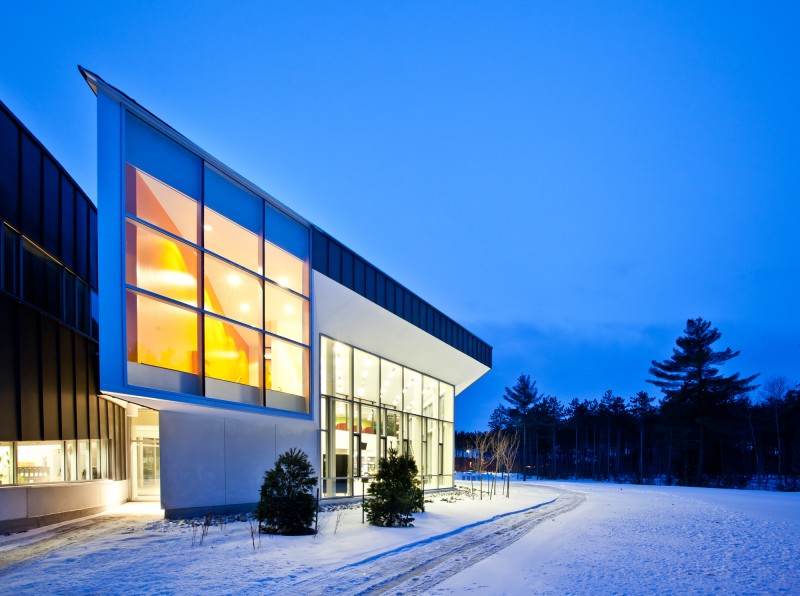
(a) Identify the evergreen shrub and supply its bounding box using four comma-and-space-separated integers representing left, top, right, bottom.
364, 447, 424, 527
256, 448, 317, 535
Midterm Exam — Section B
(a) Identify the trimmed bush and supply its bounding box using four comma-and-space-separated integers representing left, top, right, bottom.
256, 448, 317, 535
364, 447, 424, 527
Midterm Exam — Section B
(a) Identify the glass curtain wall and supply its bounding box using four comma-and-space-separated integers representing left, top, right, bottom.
320, 336, 455, 497
123, 113, 310, 413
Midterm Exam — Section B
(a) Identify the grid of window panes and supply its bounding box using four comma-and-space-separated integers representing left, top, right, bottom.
123, 113, 310, 413
320, 336, 455, 498
0, 439, 113, 485
1, 221, 95, 339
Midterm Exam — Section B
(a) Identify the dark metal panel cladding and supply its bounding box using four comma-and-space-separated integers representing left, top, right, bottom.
89, 389, 100, 442
0, 295, 19, 440
40, 315, 61, 440
74, 333, 88, 438
98, 393, 108, 439
19, 307, 42, 440
0, 105, 20, 227
59, 326, 76, 440
42, 156, 60, 256
20, 133, 42, 246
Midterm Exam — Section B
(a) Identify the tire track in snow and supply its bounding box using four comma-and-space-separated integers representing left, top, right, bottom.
283, 485, 586, 595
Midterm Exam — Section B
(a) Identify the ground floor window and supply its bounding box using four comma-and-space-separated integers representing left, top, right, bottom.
0, 439, 112, 486
320, 336, 455, 497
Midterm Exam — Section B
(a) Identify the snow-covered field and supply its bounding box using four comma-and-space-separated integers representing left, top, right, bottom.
0, 480, 798, 594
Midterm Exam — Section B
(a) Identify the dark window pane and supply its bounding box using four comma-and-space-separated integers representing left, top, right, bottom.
328, 241, 341, 282
42, 156, 60, 255
354, 258, 365, 295
341, 250, 354, 289
23, 239, 61, 317
126, 112, 202, 200
312, 229, 328, 275
64, 271, 76, 327
77, 279, 91, 335
91, 290, 99, 340
0, 107, 19, 227
60, 177, 75, 269
75, 194, 88, 281
3, 225, 19, 295
21, 134, 42, 244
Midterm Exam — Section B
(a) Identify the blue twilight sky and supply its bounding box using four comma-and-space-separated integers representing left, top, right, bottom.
2, 2, 798, 430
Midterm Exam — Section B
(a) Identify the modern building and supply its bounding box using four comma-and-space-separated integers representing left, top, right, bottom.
0, 69, 490, 530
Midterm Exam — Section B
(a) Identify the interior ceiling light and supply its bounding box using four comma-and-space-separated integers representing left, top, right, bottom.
227, 274, 240, 286
204, 224, 213, 232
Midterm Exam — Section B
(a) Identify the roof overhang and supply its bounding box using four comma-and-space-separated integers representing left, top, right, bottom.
313, 272, 489, 394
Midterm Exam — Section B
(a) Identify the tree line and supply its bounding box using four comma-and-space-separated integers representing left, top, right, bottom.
469, 317, 800, 490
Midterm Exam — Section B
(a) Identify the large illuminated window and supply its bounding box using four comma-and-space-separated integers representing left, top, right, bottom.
204, 255, 262, 329
126, 164, 197, 243
122, 116, 310, 413
125, 221, 198, 306
264, 282, 307, 344
205, 315, 262, 405
320, 336, 455, 497
126, 290, 199, 374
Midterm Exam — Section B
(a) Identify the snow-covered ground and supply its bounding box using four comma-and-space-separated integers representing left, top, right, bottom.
0, 480, 798, 594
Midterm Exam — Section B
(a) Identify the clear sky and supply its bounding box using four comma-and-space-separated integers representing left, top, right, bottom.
2, 2, 798, 429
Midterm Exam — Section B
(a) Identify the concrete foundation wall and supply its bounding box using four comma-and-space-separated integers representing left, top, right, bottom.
0, 480, 127, 533
159, 410, 318, 515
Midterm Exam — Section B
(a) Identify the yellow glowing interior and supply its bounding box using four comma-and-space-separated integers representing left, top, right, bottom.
125, 164, 308, 400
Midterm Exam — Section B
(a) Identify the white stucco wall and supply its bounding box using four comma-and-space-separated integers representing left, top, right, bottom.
0, 480, 127, 529
159, 410, 318, 513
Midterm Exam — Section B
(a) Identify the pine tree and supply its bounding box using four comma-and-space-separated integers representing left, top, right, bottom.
648, 317, 758, 483
364, 448, 424, 527
256, 448, 317, 535
503, 374, 542, 480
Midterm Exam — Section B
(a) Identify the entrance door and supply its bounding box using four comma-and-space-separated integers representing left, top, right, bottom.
130, 408, 160, 501
132, 436, 160, 499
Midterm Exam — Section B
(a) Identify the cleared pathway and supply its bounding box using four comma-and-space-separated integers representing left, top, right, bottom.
280, 485, 586, 595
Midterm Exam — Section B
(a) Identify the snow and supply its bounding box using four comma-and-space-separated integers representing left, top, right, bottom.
1, 481, 798, 594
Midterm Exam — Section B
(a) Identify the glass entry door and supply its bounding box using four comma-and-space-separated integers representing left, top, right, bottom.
132, 436, 160, 499
130, 408, 160, 501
